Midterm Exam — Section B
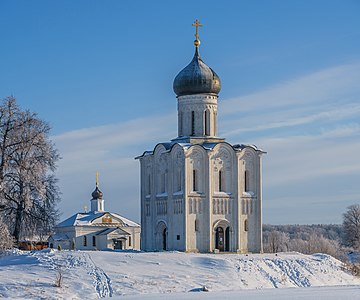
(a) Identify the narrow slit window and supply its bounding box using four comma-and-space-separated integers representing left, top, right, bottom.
191, 111, 195, 136
92, 236, 96, 247
245, 170, 249, 192
219, 170, 223, 192
147, 174, 151, 195
204, 110, 210, 136
244, 219, 248, 232
83, 236, 87, 247
177, 169, 182, 191
160, 173, 166, 193
179, 112, 183, 136
193, 169, 197, 191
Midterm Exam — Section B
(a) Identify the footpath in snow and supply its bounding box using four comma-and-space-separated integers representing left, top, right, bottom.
0, 249, 359, 299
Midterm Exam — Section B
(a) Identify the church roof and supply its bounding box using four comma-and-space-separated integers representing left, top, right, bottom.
49, 233, 69, 241
136, 141, 265, 159
56, 211, 140, 228
96, 227, 130, 236
173, 47, 221, 97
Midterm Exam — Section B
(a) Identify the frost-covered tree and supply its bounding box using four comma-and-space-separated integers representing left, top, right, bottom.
0, 219, 14, 250
264, 230, 289, 253
0, 96, 60, 242
342, 204, 360, 249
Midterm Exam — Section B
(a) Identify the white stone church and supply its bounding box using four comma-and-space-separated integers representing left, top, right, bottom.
48, 179, 141, 251
136, 21, 265, 253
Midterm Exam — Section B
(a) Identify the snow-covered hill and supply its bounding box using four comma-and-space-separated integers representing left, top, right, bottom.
0, 249, 359, 299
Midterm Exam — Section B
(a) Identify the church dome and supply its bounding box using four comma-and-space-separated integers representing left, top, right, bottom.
173, 47, 221, 97
91, 186, 103, 199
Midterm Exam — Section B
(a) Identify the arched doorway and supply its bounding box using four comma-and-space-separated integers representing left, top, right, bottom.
214, 219, 231, 252
162, 228, 167, 251
155, 221, 167, 251
225, 227, 230, 252
215, 227, 224, 251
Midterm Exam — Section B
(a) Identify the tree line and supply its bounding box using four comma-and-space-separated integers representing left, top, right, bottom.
263, 204, 360, 261
0, 96, 60, 246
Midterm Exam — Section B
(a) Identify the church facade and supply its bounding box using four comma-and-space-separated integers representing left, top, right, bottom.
136, 21, 265, 253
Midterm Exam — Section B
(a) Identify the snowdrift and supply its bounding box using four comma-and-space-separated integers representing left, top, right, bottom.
0, 250, 359, 299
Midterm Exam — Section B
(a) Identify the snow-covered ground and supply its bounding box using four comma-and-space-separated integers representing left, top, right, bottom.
0, 249, 359, 299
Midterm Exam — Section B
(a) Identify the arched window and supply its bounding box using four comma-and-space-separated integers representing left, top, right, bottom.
191, 111, 195, 136
244, 219, 248, 232
214, 111, 217, 135
147, 174, 151, 195
83, 236, 87, 247
245, 170, 249, 192
204, 110, 210, 136
193, 169, 197, 191
176, 169, 182, 192
160, 172, 166, 193
219, 170, 223, 192
179, 112, 183, 136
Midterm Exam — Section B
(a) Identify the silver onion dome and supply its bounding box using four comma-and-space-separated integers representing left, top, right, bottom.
173, 46, 221, 97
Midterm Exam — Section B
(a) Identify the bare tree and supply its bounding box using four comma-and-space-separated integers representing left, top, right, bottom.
343, 204, 360, 250
0, 96, 60, 242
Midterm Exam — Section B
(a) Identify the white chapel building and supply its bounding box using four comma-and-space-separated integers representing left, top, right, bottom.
136, 21, 265, 253
48, 179, 141, 251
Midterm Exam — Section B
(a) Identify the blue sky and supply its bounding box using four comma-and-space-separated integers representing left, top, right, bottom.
1, 0, 359, 224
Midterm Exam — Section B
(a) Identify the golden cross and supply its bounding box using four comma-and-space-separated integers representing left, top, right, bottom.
96, 171, 99, 187
192, 19, 202, 41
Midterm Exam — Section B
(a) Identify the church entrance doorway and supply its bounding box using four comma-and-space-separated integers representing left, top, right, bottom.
113, 239, 123, 250
215, 224, 230, 252
162, 228, 167, 251
155, 221, 167, 251
215, 227, 224, 251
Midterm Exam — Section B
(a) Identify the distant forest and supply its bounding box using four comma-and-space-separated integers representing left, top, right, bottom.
263, 224, 343, 242
262, 224, 347, 260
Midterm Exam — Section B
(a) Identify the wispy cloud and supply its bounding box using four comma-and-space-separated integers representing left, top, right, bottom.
222, 103, 360, 137
53, 62, 360, 223
221, 63, 360, 115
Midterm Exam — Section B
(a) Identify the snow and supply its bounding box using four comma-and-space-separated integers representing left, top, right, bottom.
0, 250, 359, 299
57, 211, 140, 227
